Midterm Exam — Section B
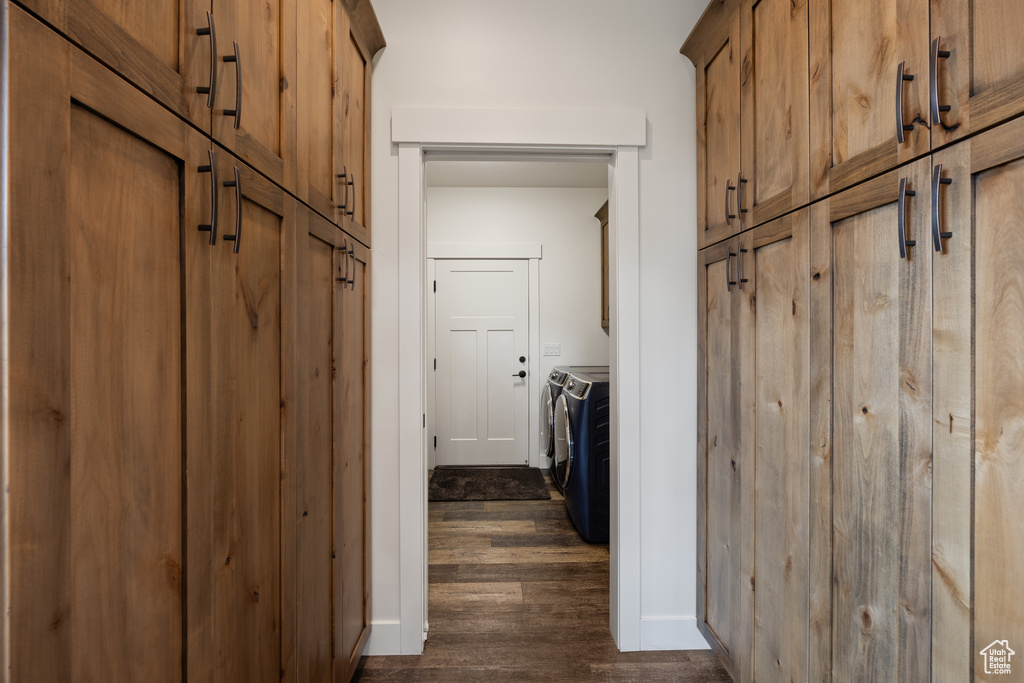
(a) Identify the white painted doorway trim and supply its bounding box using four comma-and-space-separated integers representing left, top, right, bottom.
389, 107, 645, 655
426, 245, 543, 471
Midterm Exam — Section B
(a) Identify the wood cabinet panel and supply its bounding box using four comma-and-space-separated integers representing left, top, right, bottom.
749, 211, 810, 683
809, 0, 930, 196
336, 239, 371, 682
7, 9, 206, 678
739, 0, 809, 227
186, 151, 289, 682
336, 3, 371, 244
931, 0, 1024, 147
816, 159, 932, 681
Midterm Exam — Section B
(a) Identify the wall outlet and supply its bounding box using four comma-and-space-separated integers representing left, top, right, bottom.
542, 343, 561, 356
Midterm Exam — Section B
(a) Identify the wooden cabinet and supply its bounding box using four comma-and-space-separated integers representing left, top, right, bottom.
697, 210, 809, 683
4, 3, 380, 681
929, 116, 1024, 682
596, 201, 610, 328
336, 237, 371, 682
683, 0, 810, 249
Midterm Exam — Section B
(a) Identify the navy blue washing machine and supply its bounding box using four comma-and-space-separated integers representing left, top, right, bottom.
541, 366, 608, 491
553, 369, 610, 543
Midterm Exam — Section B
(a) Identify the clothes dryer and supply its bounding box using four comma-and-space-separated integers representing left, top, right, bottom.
541, 366, 608, 489
553, 369, 610, 543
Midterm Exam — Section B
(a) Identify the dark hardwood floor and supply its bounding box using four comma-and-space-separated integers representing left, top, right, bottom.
353, 472, 731, 682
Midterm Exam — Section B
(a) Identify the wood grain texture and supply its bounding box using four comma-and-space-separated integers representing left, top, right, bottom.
187, 152, 286, 683
828, 158, 931, 681
702, 12, 742, 247
807, 200, 833, 682
740, 0, 810, 228
807, 0, 831, 200
930, 133, 972, 683
354, 477, 730, 682
296, 0, 338, 218
751, 211, 810, 683
974, 153, 1024, 681
340, 0, 386, 57
338, 3, 369, 241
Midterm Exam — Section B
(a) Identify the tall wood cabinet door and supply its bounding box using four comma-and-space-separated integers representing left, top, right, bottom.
297, 0, 345, 223
335, 238, 371, 682
809, 0, 930, 197
738, 0, 809, 227
283, 207, 340, 683
16, 0, 213, 133
335, 3, 372, 245
746, 211, 811, 683
931, 117, 1024, 682
7, 9, 205, 679
685, 4, 742, 249
186, 151, 291, 682
209, 0, 296, 190
930, 0, 1024, 148
813, 158, 933, 681
697, 237, 754, 682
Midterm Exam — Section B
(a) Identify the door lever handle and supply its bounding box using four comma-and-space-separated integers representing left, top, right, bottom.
513, 371, 527, 378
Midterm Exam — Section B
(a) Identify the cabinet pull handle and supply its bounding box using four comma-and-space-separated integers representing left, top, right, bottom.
738, 247, 748, 288
195, 11, 218, 108
346, 173, 356, 218
197, 148, 218, 245
737, 174, 748, 219
222, 41, 242, 130
931, 163, 954, 251
337, 166, 349, 211
898, 177, 917, 259
338, 239, 350, 283
726, 251, 736, 292
348, 247, 356, 288
725, 180, 736, 225
896, 61, 916, 144
222, 167, 242, 254
930, 38, 953, 129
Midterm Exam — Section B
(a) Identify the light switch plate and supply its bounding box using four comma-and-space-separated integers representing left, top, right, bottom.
542, 343, 561, 356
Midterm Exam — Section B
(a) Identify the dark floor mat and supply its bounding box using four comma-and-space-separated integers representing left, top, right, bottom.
428, 467, 551, 501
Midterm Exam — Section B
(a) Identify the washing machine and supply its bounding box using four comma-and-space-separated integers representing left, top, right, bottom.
541, 366, 608, 489
553, 369, 610, 543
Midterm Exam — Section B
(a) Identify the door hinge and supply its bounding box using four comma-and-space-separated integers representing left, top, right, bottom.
434, 358, 436, 370
423, 413, 426, 428
433, 436, 437, 448
433, 280, 436, 292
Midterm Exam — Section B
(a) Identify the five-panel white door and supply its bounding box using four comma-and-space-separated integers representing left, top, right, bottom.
434, 259, 530, 466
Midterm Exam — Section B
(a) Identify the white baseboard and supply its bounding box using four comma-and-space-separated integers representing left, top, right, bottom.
639, 616, 710, 651
363, 620, 404, 656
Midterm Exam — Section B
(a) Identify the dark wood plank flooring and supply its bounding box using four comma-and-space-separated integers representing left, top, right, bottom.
354, 472, 731, 682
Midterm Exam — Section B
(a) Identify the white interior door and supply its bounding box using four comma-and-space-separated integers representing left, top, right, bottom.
434, 259, 530, 466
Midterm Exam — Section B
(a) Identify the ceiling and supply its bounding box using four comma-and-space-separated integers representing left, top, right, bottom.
425, 159, 609, 189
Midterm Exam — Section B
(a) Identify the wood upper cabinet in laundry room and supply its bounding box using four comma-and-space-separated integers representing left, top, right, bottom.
809, 0, 931, 197
929, 116, 1024, 682
929, 0, 1024, 149
5, 8, 206, 679
809, 157, 933, 681
14, 0, 213, 132
697, 209, 810, 683
683, 0, 810, 247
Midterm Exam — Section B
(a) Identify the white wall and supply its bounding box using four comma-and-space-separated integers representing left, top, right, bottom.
427, 186, 611, 388
368, 0, 707, 653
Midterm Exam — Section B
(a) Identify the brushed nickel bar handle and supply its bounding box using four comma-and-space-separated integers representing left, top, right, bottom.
737, 174, 748, 221
196, 148, 219, 245
222, 41, 241, 130
738, 246, 748, 288
345, 174, 356, 218
725, 180, 736, 225
195, 11, 218, 109
931, 163, 954, 252
347, 247, 356, 288
898, 177, 917, 259
896, 61, 916, 144
930, 38, 953, 129
222, 167, 242, 254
